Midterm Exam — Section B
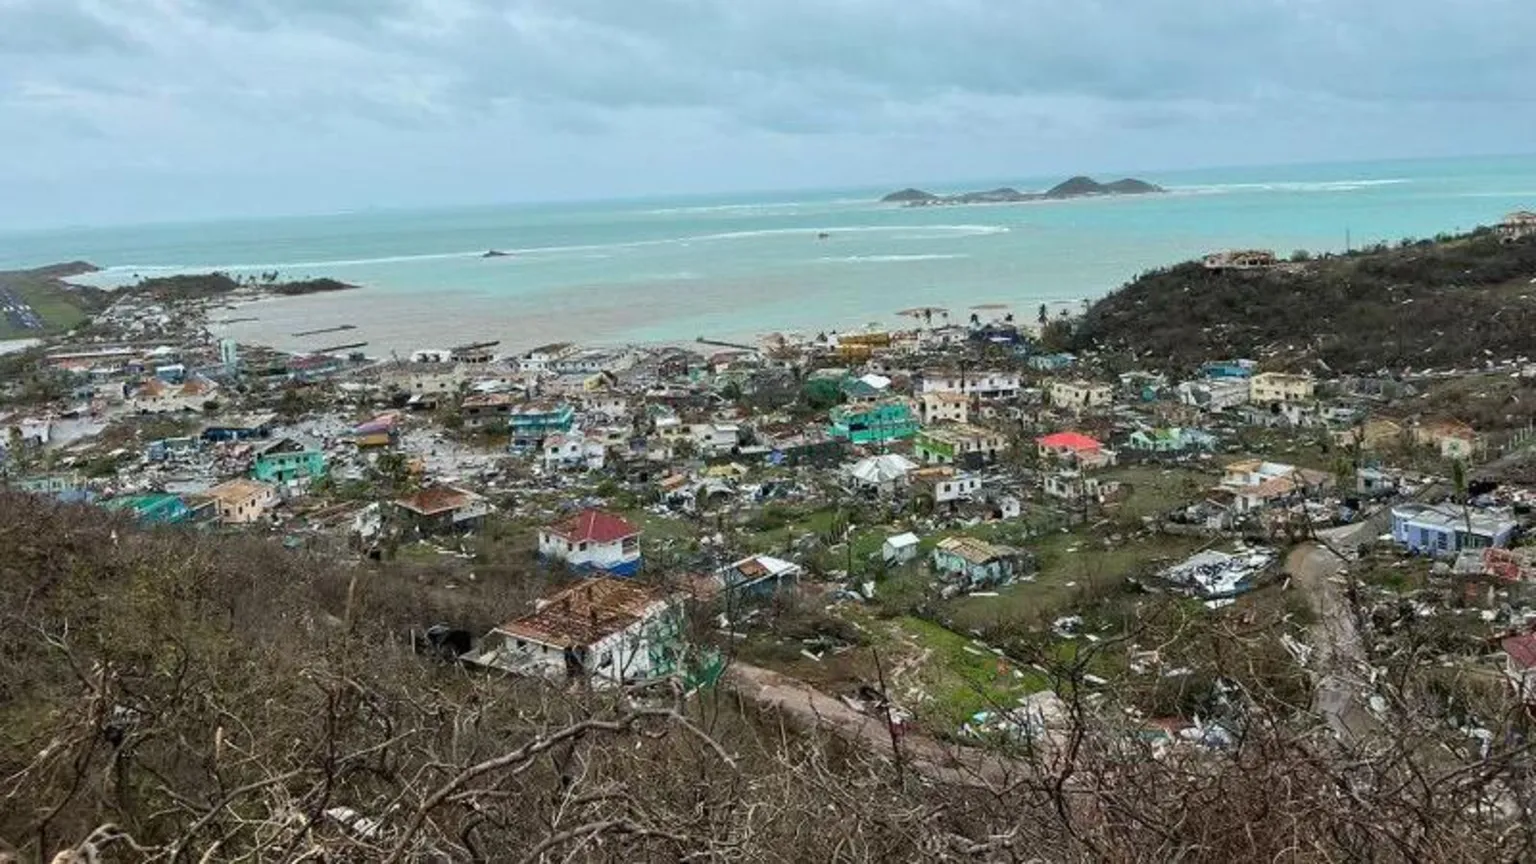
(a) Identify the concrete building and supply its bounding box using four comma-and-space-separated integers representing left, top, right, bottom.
1049, 379, 1114, 411
918, 369, 1021, 400
461, 393, 519, 430
919, 391, 970, 425
1249, 372, 1315, 405
913, 424, 1007, 467
1498, 211, 1536, 243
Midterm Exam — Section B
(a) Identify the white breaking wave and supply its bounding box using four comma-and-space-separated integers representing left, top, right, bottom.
818, 254, 969, 264
1170, 178, 1411, 195
81, 224, 1008, 275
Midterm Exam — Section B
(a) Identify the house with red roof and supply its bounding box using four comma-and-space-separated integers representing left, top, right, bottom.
1035, 432, 1116, 469
1503, 633, 1536, 704
538, 508, 643, 576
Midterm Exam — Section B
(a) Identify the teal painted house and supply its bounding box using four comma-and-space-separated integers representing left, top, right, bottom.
251, 437, 326, 484
829, 400, 918, 445
105, 492, 193, 525
510, 402, 576, 449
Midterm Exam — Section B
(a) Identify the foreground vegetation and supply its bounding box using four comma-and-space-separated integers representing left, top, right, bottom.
4, 492, 1536, 862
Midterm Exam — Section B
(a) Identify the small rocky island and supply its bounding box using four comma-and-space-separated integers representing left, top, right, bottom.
881, 175, 1164, 206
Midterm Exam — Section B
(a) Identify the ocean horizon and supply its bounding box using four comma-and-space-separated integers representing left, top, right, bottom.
4, 153, 1535, 355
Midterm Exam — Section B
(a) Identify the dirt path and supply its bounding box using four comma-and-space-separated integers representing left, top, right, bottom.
724, 661, 1025, 787
1288, 541, 1377, 742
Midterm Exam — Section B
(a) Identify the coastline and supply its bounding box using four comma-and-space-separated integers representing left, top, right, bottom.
203, 287, 1090, 358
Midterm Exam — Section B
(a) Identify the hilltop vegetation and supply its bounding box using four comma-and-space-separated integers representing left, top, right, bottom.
1072, 229, 1536, 373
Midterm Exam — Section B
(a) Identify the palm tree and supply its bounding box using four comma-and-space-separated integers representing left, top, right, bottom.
1451, 458, 1475, 552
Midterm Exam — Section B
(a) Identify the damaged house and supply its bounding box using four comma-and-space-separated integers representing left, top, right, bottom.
470, 578, 680, 685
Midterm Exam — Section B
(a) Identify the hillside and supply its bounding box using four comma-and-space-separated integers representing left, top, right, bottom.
1072, 229, 1536, 373
0, 262, 104, 339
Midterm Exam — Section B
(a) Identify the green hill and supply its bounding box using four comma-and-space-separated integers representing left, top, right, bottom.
1072, 228, 1536, 373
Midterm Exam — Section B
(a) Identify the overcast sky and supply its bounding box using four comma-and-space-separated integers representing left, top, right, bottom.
2, 0, 1534, 228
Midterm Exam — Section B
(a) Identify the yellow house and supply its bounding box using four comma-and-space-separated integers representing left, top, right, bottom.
204, 479, 277, 524
920, 392, 970, 425
1049, 380, 1114, 410
1249, 372, 1315, 404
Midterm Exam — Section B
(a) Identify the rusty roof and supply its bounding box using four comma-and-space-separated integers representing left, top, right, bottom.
394, 486, 481, 516
497, 578, 666, 647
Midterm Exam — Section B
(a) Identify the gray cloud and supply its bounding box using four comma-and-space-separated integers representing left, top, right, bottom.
0, 0, 1534, 227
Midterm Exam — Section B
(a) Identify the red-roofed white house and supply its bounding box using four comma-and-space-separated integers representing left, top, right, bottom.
539, 509, 643, 576
1502, 633, 1536, 704
1035, 432, 1116, 469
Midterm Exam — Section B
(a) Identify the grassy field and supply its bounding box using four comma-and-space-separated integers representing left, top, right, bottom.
0, 267, 95, 339
941, 529, 1209, 636
737, 605, 1050, 735
1098, 464, 1213, 524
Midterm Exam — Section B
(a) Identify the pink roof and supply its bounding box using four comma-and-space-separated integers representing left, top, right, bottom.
1036, 432, 1102, 453
1504, 633, 1536, 670
546, 509, 640, 544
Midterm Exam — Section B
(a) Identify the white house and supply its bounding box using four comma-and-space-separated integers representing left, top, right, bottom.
914, 466, 983, 504
883, 532, 921, 564
471, 578, 677, 685
541, 433, 607, 471
538, 509, 643, 576
1043, 469, 1106, 502
919, 369, 1021, 400
691, 423, 742, 457
518, 342, 575, 373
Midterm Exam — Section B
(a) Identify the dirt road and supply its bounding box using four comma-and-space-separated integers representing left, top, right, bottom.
724, 662, 1026, 787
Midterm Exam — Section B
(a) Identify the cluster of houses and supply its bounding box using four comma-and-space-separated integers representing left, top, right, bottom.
13, 277, 1536, 709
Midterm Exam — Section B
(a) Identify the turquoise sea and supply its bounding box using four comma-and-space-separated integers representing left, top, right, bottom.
2, 154, 1535, 354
